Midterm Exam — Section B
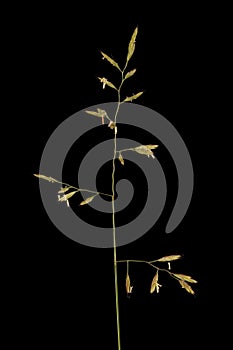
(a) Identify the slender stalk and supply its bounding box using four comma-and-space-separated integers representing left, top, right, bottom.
57, 181, 113, 198
117, 259, 148, 264
116, 259, 181, 280
112, 68, 127, 350
112, 123, 120, 348
35, 175, 113, 198
116, 147, 136, 154
112, 95, 121, 350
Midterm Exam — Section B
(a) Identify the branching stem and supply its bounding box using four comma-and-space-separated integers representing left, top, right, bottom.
112, 62, 129, 350
116, 259, 181, 281
50, 178, 113, 198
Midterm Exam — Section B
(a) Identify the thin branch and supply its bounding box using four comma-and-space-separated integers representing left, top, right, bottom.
116, 259, 187, 282
57, 181, 113, 198
117, 259, 173, 275
34, 175, 113, 198
116, 148, 136, 154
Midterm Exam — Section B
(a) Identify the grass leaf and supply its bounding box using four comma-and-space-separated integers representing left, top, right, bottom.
58, 187, 71, 193
125, 69, 136, 80
145, 145, 159, 150
101, 51, 121, 71
178, 280, 195, 295
126, 274, 133, 294
58, 191, 78, 202
127, 27, 138, 62
173, 273, 198, 283
150, 270, 158, 294
118, 153, 124, 165
80, 195, 97, 206
105, 80, 117, 90
157, 255, 182, 262
123, 91, 143, 102
85, 110, 103, 117
33, 174, 58, 183
98, 77, 117, 90
132, 145, 158, 158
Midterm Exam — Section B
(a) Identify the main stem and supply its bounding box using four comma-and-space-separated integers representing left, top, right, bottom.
112, 71, 125, 350
112, 103, 121, 350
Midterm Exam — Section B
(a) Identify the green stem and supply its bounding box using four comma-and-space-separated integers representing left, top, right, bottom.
112, 68, 128, 350
112, 100, 121, 350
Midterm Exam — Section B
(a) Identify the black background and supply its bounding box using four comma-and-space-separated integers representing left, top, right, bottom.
9, 3, 224, 349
